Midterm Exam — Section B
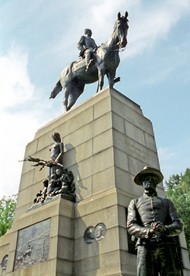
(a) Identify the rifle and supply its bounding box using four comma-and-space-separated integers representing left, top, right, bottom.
19, 155, 63, 171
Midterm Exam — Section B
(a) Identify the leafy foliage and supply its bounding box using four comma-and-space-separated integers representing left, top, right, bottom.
165, 168, 190, 256
0, 195, 17, 237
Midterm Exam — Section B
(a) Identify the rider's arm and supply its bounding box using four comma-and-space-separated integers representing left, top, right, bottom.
77, 36, 85, 50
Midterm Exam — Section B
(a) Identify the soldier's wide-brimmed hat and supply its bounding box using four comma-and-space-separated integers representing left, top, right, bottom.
134, 166, 164, 185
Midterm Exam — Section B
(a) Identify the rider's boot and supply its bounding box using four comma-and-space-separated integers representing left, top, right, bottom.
85, 59, 93, 71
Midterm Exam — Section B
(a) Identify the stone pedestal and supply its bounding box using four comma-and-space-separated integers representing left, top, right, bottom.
0, 88, 190, 275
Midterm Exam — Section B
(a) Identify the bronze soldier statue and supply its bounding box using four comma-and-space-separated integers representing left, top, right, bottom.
127, 166, 183, 276
49, 132, 64, 179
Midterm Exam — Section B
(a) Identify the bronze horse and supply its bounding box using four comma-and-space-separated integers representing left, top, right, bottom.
50, 12, 129, 111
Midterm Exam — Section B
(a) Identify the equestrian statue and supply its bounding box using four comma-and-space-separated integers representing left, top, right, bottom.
49, 12, 129, 111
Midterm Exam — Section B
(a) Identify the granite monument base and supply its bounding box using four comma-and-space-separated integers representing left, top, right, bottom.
0, 88, 190, 275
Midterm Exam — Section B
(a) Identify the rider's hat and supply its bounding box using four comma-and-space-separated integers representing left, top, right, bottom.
134, 166, 164, 185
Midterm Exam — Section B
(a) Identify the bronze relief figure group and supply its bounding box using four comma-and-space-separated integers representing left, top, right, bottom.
23, 132, 75, 204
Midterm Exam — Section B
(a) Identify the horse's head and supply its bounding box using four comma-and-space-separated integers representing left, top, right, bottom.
114, 12, 129, 48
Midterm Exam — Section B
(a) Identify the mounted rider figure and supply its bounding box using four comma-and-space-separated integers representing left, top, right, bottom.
77, 28, 97, 71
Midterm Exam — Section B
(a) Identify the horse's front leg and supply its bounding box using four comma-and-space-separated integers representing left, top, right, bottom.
96, 65, 105, 93
107, 71, 116, 89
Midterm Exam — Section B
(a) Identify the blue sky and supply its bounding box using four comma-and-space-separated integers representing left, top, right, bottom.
1, 0, 190, 197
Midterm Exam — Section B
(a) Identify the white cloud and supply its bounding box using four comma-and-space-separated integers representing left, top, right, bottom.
0, 45, 42, 197
125, 0, 190, 58
0, 45, 35, 109
0, 112, 40, 197
38, 0, 190, 67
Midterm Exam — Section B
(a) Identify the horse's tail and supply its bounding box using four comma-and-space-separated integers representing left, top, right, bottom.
49, 62, 76, 99
49, 80, 62, 99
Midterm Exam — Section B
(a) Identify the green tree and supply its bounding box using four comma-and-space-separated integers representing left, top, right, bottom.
0, 195, 17, 237
165, 168, 190, 256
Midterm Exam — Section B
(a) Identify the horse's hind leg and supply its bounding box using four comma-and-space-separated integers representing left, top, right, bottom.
63, 88, 69, 111
67, 85, 85, 111
63, 84, 84, 111
97, 66, 105, 92
65, 93, 77, 111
